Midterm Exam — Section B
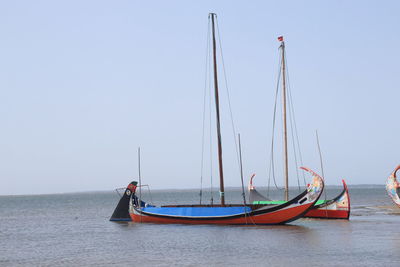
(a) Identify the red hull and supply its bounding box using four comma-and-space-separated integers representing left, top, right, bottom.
304, 179, 350, 220
304, 209, 349, 219
129, 167, 325, 225
130, 202, 314, 225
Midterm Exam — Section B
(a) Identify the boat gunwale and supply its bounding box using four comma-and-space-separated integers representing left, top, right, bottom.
132, 189, 311, 221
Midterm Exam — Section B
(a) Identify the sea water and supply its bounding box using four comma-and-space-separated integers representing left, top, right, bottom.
0, 186, 399, 266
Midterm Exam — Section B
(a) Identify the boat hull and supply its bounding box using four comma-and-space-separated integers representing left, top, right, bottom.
303, 179, 350, 219
303, 209, 349, 219
128, 167, 324, 225
249, 173, 350, 220
130, 201, 314, 225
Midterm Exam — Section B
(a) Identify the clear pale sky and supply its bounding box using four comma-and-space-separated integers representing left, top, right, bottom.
1, 1, 399, 195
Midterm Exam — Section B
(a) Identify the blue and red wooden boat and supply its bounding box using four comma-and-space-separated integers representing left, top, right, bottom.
110, 13, 325, 225
110, 167, 324, 225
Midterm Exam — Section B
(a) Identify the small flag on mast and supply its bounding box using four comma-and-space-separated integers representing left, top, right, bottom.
278, 36, 284, 42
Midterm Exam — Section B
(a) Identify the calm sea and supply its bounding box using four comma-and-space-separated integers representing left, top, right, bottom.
1, 185, 399, 266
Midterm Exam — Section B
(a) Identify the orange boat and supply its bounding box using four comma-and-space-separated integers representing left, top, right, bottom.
303, 179, 350, 219
249, 175, 350, 220
110, 167, 324, 225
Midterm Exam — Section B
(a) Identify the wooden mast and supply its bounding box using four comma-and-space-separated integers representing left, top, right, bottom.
280, 37, 289, 202
210, 13, 225, 206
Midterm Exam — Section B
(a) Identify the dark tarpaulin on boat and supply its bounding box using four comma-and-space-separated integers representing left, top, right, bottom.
248, 188, 271, 203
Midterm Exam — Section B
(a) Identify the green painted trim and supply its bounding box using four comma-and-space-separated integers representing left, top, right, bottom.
253, 199, 328, 205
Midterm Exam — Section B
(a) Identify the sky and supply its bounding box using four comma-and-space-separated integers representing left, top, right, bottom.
0, 0, 399, 195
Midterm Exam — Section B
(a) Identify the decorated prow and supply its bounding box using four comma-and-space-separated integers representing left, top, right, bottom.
386, 165, 400, 208
110, 181, 143, 221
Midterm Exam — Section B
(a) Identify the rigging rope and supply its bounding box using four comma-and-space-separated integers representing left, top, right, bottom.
288, 100, 301, 192
199, 18, 211, 204
283, 51, 301, 192
267, 48, 284, 197
267, 42, 309, 197
285, 61, 307, 186
215, 19, 241, 170
316, 130, 328, 204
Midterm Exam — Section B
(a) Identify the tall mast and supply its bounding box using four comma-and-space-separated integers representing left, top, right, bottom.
210, 13, 225, 206
279, 36, 289, 201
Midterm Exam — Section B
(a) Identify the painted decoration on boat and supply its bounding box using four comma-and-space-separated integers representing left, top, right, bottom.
304, 179, 350, 219
249, 172, 350, 219
386, 165, 400, 208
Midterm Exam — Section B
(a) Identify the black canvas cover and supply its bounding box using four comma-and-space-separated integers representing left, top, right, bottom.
248, 188, 271, 203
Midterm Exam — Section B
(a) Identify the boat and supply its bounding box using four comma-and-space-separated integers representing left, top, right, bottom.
111, 167, 323, 225
302, 179, 350, 219
247, 36, 350, 220
386, 165, 400, 208
249, 176, 350, 219
110, 13, 324, 225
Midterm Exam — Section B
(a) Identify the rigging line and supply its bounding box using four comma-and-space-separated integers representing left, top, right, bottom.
285, 60, 306, 186
267, 48, 284, 194
316, 130, 328, 203
283, 54, 301, 192
146, 185, 154, 206
215, 18, 241, 169
267, 154, 272, 197
287, 83, 306, 187
138, 147, 142, 223
287, 91, 301, 193
200, 18, 211, 205
238, 134, 248, 224
115, 188, 122, 198
267, 57, 282, 195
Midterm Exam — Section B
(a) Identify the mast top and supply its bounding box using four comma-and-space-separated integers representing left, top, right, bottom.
278, 36, 285, 49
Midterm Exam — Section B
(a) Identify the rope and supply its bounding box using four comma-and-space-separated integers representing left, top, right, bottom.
199, 18, 211, 205
288, 101, 301, 193
215, 19, 241, 171
238, 134, 249, 224
267, 48, 284, 197
146, 185, 154, 205
283, 51, 301, 192
316, 130, 328, 206
285, 61, 307, 186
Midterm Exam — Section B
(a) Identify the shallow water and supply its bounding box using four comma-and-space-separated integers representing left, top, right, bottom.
1, 186, 399, 266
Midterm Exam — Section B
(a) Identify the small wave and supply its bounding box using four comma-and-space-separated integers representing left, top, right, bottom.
351, 205, 400, 216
